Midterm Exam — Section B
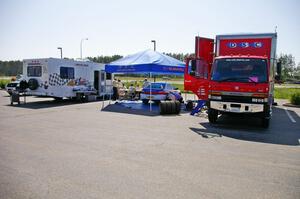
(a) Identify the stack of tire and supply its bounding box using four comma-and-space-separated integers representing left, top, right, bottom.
159, 101, 181, 115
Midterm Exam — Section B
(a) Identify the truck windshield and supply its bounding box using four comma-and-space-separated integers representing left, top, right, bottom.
211, 58, 268, 83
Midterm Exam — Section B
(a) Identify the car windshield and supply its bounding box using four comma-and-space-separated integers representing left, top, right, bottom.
211, 58, 268, 83
145, 83, 165, 89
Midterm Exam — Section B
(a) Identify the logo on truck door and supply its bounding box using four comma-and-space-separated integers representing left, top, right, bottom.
227, 42, 263, 48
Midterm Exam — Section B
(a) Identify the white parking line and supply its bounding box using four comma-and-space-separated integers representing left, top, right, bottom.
285, 108, 296, 123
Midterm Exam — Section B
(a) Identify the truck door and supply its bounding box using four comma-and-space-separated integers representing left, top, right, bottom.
184, 37, 214, 100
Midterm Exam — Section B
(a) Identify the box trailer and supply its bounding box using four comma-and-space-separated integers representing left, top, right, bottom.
21, 58, 113, 100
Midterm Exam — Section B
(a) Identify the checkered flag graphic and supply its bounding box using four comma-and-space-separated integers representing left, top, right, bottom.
49, 73, 69, 86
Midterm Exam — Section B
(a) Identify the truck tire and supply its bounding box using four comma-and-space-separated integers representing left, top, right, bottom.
142, 99, 149, 104
208, 108, 218, 124
261, 118, 270, 128
159, 101, 166, 115
28, 78, 39, 90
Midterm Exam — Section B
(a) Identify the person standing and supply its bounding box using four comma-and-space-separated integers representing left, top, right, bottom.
112, 78, 119, 100
142, 78, 150, 88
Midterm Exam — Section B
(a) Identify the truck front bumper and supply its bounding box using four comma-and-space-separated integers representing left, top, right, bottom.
210, 101, 264, 113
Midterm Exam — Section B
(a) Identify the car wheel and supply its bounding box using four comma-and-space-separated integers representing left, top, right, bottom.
154, 100, 160, 105
142, 99, 149, 104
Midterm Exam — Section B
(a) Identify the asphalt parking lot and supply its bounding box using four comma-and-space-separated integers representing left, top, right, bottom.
0, 90, 299, 199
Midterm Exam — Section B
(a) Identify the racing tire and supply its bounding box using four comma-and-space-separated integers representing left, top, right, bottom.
175, 101, 181, 114
28, 78, 39, 90
170, 101, 176, 114
208, 108, 218, 124
159, 101, 167, 115
165, 101, 172, 114
142, 99, 149, 104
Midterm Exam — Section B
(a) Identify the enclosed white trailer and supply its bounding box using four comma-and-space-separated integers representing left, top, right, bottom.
22, 58, 113, 100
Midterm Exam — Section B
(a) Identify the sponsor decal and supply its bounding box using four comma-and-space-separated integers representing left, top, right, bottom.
227, 42, 263, 48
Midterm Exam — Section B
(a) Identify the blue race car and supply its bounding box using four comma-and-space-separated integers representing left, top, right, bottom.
140, 82, 183, 104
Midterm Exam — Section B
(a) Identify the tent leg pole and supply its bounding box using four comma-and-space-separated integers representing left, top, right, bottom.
150, 72, 152, 112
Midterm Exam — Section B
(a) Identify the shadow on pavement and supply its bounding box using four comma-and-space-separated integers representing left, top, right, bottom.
5, 98, 100, 109
101, 101, 160, 117
190, 106, 300, 146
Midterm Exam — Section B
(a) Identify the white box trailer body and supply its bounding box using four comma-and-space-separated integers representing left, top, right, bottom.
22, 58, 113, 98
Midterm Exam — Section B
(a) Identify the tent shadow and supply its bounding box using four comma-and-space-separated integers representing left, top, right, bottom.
189, 106, 300, 146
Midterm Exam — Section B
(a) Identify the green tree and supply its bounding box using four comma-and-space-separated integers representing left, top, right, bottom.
87, 55, 123, 63
278, 54, 296, 80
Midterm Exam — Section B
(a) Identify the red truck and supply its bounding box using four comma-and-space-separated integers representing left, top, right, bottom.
184, 33, 278, 128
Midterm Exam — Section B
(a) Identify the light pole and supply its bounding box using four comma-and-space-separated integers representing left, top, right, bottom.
57, 47, 62, 59
151, 40, 156, 51
80, 38, 88, 59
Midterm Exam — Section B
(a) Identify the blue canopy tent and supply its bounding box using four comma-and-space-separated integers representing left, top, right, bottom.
105, 49, 185, 111
105, 49, 185, 74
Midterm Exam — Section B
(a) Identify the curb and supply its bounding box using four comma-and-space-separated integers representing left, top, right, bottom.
283, 103, 300, 108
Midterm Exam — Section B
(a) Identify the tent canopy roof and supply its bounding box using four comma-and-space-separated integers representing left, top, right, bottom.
105, 49, 185, 74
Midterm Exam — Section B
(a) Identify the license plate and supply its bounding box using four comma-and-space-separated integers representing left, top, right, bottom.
147, 96, 154, 99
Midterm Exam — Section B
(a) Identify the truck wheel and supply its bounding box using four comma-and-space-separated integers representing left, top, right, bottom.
261, 118, 270, 128
142, 99, 149, 104
208, 108, 218, 124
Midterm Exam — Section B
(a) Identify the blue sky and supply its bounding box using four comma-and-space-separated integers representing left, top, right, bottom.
0, 0, 299, 64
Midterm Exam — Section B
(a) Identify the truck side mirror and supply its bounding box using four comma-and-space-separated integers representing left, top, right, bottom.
276, 61, 282, 77
275, 61, 282, 83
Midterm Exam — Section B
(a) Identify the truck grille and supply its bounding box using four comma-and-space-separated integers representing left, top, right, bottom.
221, 95, 253, 103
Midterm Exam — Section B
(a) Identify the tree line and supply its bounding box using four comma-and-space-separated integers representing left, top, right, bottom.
0, 53, 300, 81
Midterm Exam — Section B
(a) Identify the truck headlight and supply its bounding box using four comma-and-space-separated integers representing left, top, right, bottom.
210, 95, 222, 100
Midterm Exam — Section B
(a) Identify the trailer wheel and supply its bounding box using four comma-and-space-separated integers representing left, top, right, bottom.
175, 101, 181, 114
261, 118, 270, 128
208, 108, 218, 123
159, 101, 166, 115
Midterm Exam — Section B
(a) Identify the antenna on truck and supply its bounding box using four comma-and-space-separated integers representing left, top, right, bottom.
274, 26, 277, 33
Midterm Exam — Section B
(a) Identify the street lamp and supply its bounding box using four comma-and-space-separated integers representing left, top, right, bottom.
151, 40, 156, 51
57, 47, 62, 59
80, 38, 88, 59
